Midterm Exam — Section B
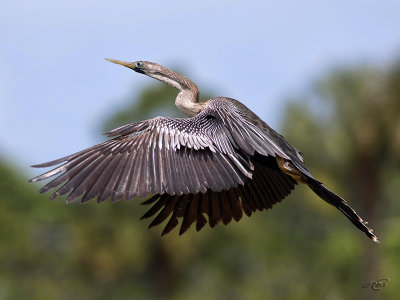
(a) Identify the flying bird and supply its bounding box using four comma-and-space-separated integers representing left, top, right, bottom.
30, 59, 378, 242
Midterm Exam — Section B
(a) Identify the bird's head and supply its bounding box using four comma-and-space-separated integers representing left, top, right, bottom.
105, 58, 164, 76
105, 58, 198, 93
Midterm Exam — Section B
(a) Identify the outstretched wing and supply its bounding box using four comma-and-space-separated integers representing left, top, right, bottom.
30, 119, 248, 201
30, 98, 298, 234
30, 99, 288, 201
141, 154, 297, 235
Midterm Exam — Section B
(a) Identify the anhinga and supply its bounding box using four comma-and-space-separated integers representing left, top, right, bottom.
30, 59, 378, 242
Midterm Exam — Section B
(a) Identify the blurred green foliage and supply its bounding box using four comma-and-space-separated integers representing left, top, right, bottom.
1, 62, 400, 299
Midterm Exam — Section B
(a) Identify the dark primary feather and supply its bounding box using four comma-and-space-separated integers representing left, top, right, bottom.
141, 154, 296, 235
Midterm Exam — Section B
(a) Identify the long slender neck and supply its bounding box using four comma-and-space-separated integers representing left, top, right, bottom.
147, 66, 203, 117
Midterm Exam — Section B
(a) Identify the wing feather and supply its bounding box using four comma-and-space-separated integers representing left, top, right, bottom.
30, 97, 301, 232
139, 154, 296, 235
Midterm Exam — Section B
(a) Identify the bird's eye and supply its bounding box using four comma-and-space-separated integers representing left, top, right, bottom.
135, 61, 143, 68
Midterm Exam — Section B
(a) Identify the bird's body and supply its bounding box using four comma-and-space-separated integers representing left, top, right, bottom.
30, 59, 378, 242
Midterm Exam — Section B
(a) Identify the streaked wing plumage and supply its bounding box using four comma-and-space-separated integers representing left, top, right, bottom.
30, 99, 295, 210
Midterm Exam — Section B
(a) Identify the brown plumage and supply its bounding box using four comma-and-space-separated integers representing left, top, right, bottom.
30, 59, 378, 242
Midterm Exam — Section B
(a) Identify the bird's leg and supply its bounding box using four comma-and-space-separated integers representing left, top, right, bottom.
276, 155, 379, 243
275, 155, 306, 183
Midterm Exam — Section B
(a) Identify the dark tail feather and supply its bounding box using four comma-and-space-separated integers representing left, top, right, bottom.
307, 179, 379, 243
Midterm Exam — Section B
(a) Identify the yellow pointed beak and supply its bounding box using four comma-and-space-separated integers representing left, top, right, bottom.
105, 58, 135, 70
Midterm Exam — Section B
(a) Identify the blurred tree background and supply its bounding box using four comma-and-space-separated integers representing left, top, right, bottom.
0, 60, 399, 300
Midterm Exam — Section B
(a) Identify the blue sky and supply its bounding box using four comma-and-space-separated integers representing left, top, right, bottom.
1, 0, 400, 174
